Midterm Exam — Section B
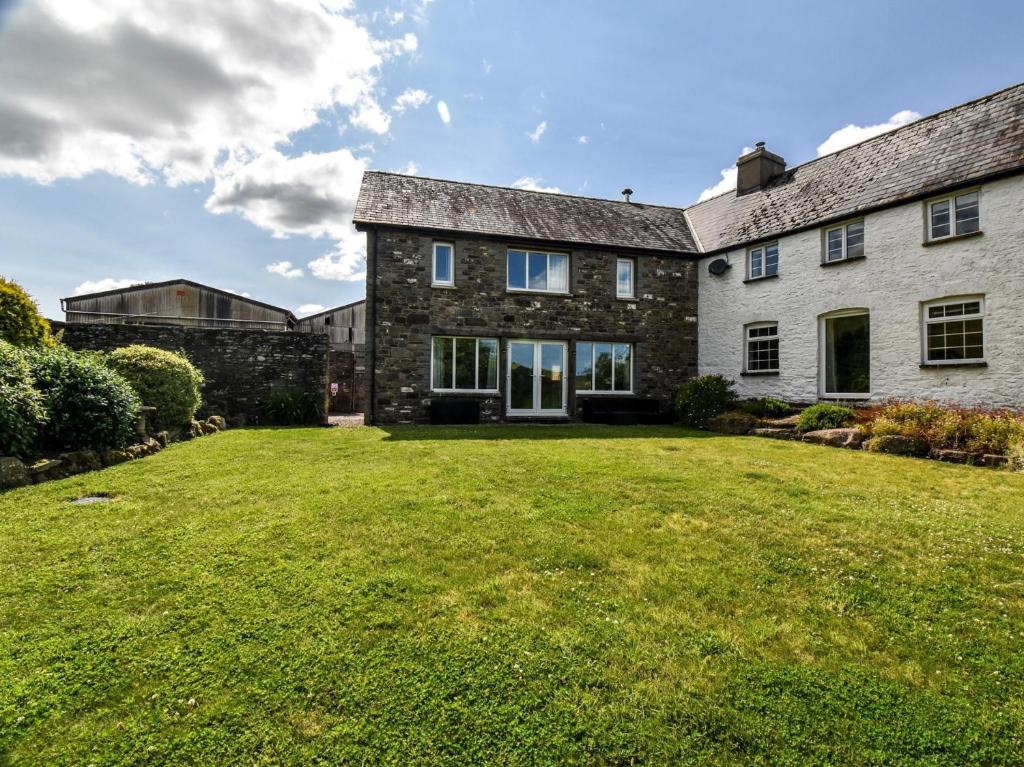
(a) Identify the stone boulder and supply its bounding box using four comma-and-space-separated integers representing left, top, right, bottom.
750, 427, 800, 440
930, 448, 972, 464
0, 457, 30, 490
125, 444, 148, 460
760, 414, 800, 430
206, 415, 227, 431
199, 421, 219, 435
188, 420, 204, 439
29, 458, 65, 483
802, 428, 864, 449
707, 411, 757, 435
865, 435, 929, 456
153, 431, 170, 448
58, 450, 102, 475
100, 449, 131, 467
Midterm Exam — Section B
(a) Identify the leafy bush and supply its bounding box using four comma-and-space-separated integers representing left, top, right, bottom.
796, 403, 855, 432
264, 389, 324, 426
106, 345, 203, 431
26, 346, 140, 451
739, 396, 791, 418
674, 375, 737, 428
0, 340, 45, 458
966, 417, 1024, 455
1009, 441, 1024, 473
0, 276, 53, 347
863, 401, 1024, 454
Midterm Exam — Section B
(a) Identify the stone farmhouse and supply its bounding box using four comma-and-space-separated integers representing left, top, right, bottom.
353, 83, 1024, 425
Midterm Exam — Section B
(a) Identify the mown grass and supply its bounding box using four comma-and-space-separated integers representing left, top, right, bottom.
1, 425, 1022, 765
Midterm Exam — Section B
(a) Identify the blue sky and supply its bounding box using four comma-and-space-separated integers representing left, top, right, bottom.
1, 0, 1022, 318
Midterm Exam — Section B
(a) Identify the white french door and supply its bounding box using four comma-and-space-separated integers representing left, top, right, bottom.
506, 340, 567, 416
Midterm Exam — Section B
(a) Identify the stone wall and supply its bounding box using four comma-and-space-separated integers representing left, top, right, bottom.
365, 228, 698, 424
697, 174, 1024, 407
63, 324, 329, 425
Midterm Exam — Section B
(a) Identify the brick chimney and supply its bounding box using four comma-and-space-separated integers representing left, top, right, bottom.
736, 142, 786, 195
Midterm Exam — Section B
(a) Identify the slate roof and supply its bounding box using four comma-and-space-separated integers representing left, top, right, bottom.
685, 82, 1024, 253
353, 82, 1024, 256
353, 173, 699, 254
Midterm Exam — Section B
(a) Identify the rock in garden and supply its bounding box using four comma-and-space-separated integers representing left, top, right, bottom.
707, 412, 757, 435
0, 457, 31, 490
100, 449, 130, 467
188, 420, 204, 439
979, 454, 1009, 468
126, 444, 148, 460
58, 450, 102, 475
865, 435, 928, 456
750, 427, 800, 440
802, 428, 864, 449
930, 448, 972, 464
200, 421, 219, 435
154, 431, 170, 448
29, 458, 66, 482
206, 415, 227, 431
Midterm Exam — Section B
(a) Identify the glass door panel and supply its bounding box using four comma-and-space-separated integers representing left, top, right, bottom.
822, 313, 870, 396
540, 343, 564, 410
509, 342, 535, 411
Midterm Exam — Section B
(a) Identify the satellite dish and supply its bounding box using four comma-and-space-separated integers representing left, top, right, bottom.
708, 258, 731, 276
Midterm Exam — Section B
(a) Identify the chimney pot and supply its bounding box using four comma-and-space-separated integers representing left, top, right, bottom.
736, 143, 786, 195
621, 187, 633, 202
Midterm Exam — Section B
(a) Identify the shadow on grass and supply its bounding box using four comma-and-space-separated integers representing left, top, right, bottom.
379, 423, 720, 441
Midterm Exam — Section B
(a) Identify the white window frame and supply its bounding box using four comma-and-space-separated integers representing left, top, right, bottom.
616, 258, 635, 299
822, 219, 865, 263
921, 296, 986, 365
744, 322, 779, 373
430, 336, 500, 393
926, 188, 981, 242
574, 341, 634, 394
432, 242, 455, 287
747, 242, 779, 280
506, 249, 570, 294
818, 309, 871, 399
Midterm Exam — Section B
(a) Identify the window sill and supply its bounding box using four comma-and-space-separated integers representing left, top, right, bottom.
431, 283, 457, 289
743, 274, 779, 284
576, 391, 636, 396
431, 390, 500, 396
820, 254, 866, 268
922, 230, 983, 247
615, 295, 637, 301
506, 288, 572, 297
741, 371, 779, 377
920, 361, 988, 369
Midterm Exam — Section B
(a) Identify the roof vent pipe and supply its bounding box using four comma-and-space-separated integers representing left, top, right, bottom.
621, 188, 633, 202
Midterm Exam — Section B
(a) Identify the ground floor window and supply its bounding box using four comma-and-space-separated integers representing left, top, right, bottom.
431, 336, 499, 392
745, 323, 779, 372
923, 297, 985, 363
820, 311, 870, 397
575, 342, 632, 393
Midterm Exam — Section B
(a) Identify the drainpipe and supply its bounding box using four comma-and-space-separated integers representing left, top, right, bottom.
367, 227, 378, 425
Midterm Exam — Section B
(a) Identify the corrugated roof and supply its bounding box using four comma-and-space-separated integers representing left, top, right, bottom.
353, 174, 699, 254
685, 82, 1024, 252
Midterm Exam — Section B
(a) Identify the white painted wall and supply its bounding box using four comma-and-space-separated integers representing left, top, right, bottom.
697, 174, 1024, 407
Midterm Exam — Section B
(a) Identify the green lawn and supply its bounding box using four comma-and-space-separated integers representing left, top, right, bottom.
1, 425, 1022, 765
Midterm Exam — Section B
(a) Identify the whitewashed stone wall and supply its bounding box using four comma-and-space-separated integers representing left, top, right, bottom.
697, 174, 1024, 407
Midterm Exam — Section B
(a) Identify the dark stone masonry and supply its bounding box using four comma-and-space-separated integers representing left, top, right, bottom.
365, 229, 699, 424
63, 324, 329, 425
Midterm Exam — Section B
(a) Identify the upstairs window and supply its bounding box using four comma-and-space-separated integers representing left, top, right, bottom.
507, 250, 569, 293
748, 242, 779, 280
431, 336, 499, 391
616, 258, 635, 298
432, 242, 454, 286
824, 220, 865, 263
575, 342, 632, 393
745, 323, 779, 373
923, 297, 985, 363
928, 191, 980, 241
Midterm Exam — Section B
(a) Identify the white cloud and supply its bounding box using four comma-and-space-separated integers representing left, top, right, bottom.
697, 146, 754, 202
298, 303, 326, 315
73, 277, 143, 295
437, 100, 451, 124
511, 176, 562, 194
577, 135, 588, 145
527, 121, 547, 143
482, 58, 492, 75
816, 109, 921, 157
225, 288, 252, 298
391, 88, 430, 114
396, 161, 419, 175
266, 260, 303, 278
0, 0, 418, 185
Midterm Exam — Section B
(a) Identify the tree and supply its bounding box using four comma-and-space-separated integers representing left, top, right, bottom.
0, 276, 53, 347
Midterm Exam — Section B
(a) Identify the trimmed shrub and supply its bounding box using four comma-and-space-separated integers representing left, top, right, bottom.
0, 276, 53, 347
1009, 441, 1024, 473
0, 340, 45, 458
797, 403, 855, 433
739, 396, 791, 418
26, 346, 140, 452
106, 345, 204, 432
675, 375, 737, 428
264, 389, 324, 426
